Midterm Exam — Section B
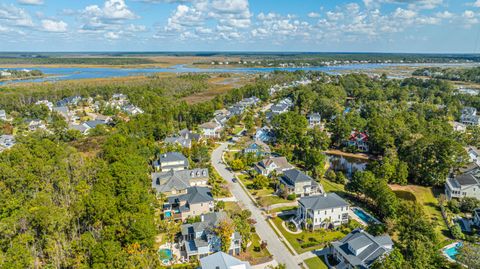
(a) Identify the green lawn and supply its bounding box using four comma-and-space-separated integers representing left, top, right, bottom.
238, 174, 289, 207
257, 195, 290, 207
304, 256, 328, 269
232, 125, 244, 135
271, 215, 357, 254
240, 232, 273, 265
321, 179, 345, 193
391, 185, 449, 242
271, 206, 298, 213
224, 201, 242, 214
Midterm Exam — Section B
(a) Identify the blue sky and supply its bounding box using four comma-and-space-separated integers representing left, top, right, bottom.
0, 0, 479, 52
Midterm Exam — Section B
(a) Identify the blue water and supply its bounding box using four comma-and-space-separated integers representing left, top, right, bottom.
444, 242, 462, 260
164, 211, 172, 218
0, 63, 430, 85
158, 249, 172, 260
353, 208, 377, 224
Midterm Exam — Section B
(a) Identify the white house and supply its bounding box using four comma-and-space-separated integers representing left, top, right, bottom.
153, 152, 189, 172
467, 146, 480, 166
199, 121, 222, 139
307, 113, 322, 128
254, 156, 294, 176
293, 193, 349, 230
445, 165, 480, 200
0, 110, 6, 121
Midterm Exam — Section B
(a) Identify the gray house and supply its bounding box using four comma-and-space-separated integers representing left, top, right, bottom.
153, 152, 189, 171
331, 229, 394, 269
279, 169, 322, 197
200, 252, 251, 269
151, 168, 209, 196
181, 212, 242, 260
163, 186, 214, 221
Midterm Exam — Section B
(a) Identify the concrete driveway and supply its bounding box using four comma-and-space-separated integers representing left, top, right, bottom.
212, 142, 302, 269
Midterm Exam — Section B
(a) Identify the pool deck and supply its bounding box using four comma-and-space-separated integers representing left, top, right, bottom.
441, 242, 461, 263
349, 207, 381, 226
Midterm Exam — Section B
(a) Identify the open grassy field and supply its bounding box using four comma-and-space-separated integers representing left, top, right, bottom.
182, 74, 253, 104
390, 184, 449, 242
304, 256, 328, 269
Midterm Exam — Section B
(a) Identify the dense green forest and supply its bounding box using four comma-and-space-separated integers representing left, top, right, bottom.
413, 66, 480, 83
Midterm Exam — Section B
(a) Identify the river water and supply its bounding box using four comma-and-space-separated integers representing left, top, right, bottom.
0, 63, 434, 85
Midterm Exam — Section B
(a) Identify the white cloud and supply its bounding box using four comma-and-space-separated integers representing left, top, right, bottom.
105, 31, 120, 39
102, 0, 136, 19
436, 11, 453, 19
0, 4, 34, 27
41, 19, 68, 32
470, 0, 480, 7
79, 0, 137, 34
463, 10, 479, 26
18, 0, 43, 5
364, 0, 443, 10
307, 12, 320, 18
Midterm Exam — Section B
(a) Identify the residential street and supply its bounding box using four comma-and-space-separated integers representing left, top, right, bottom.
211, 142, 302, 269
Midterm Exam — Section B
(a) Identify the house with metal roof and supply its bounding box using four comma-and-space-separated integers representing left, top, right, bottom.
200, 252, 251, 269
331, 229, 394, 269
151, 168, 209, 196
181, 212, 242, 260
243, 140, 271, 157
445, 165, 480, 200
163, 186, 214, 221
0, 135, 15, 152
293, 193, 349, 229
460, 107, 480, 126
254, 156, 294, 176
279, 169, 323, 197
153, 152, 189, 172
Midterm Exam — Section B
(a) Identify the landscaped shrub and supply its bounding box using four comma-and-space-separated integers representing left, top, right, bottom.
287, 194, 296, 200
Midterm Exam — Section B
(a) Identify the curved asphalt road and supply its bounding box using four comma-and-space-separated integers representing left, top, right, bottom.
212, 142, 301, 269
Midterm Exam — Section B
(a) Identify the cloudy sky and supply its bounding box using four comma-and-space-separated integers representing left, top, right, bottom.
0, 0, 479, 52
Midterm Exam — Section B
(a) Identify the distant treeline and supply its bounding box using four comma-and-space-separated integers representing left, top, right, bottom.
413, 66, 480, 83
0, 69, 43, 78
0, 57, 156, 65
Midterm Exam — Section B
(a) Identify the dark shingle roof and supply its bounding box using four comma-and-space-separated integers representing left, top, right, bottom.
454, 174, 479, 186
152, 169, 208, 194
167, 186, 213, 205
299, 193, 349, 211
282, 169, 313, 184
331, 229, 393, 268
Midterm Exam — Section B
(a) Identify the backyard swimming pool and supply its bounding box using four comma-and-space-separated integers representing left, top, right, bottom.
443, 242, 462, 261
352, 208, 379, 224
158, 248, 173, 263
